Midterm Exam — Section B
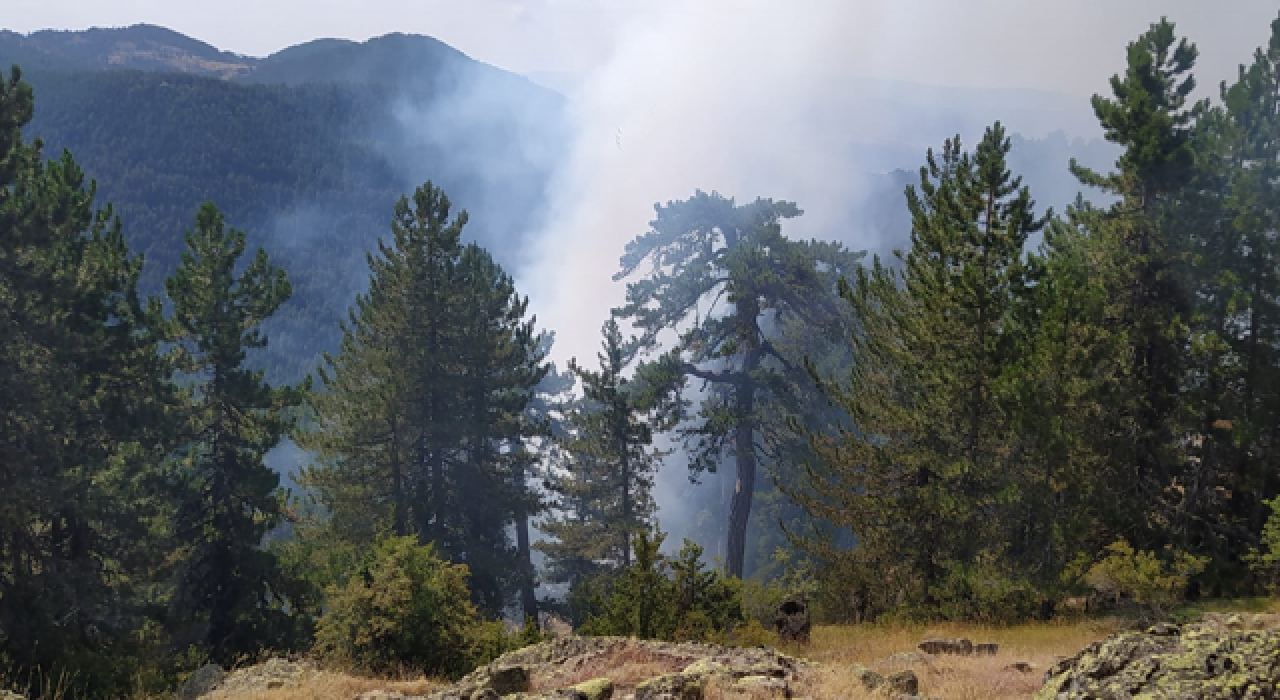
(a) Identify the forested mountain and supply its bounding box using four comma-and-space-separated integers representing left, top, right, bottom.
5, 26, 566, 382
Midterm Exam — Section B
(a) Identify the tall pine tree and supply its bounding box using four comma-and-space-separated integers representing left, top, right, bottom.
0, 66, 175, 693
165, 202, 308, 663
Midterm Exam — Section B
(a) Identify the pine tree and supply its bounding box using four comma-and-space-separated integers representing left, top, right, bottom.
614, 191, 862, 577
791, 125, 1048, 614
300, 182, 546, 616
538, 320, 668, 585
165, 201, 308, 663
0, 66, 175, 693
1069, 18, 1206, 546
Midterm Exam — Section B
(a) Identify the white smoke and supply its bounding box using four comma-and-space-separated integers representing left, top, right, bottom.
517, 0, 1109, 368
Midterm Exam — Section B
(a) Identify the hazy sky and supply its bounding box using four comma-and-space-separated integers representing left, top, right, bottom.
5, 1, 1276, 97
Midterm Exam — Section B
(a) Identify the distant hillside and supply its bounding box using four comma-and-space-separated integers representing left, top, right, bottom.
0, 24, 255, 77
7, 25, 568, 383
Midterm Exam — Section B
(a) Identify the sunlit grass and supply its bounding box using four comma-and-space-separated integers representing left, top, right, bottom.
778, 620, 1119, 700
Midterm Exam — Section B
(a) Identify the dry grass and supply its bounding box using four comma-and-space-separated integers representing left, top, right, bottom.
209, 618, 1128, 700
779, 620, 1120, 700
217, 670, 439, 700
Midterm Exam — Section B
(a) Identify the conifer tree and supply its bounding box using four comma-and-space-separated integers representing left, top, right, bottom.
165, 202, 308, 663
1069, 18, 1206, 545
538, 320, 668, 584
0, 66, 175, 692
791, 125, 1047, 614
614, 192, 862, 577
300, 182, 546, 616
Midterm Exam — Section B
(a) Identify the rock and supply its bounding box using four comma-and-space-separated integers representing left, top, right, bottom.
735, 675, 789, 698
179, 663, 227, 700
974, 643, 999, 656
486, 666, 531, 695
634, 672, 704, 700
850, 663, 884, 690
774, 596, 811, 644
1006, 661, 1035, 673
1, 691, 25, 700
918, 637, 973, 655
208, 658, 315, 698
469, 689, 499, 700
885, 669, 918, 695
1035, 622, 1280, 699
886, 670, 919, 694
570, 678, 613, 700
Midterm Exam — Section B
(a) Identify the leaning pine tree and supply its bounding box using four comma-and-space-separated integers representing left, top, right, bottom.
614, 192, 863, 577
166, 202, 310, 663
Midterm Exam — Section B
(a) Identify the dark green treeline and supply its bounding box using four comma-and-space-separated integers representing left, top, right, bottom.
787, 16, 1280, 620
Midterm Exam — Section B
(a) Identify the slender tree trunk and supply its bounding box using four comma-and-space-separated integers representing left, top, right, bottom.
513, 452, 538, 620
725, 354, 759, 578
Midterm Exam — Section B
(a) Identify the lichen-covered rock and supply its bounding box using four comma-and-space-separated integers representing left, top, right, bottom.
634, 672, 704, 700
1034, 623, 1280, 699
486, 666, 531, 695
206, 658, 316, 699
885, 669, 918, 695
179, 663, 227, 700
918, 637, 973, 655
570, 678, 613, 700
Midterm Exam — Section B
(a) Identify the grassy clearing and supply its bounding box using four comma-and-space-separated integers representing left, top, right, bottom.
207, 671, 439, 700
778, 620, 1120, 700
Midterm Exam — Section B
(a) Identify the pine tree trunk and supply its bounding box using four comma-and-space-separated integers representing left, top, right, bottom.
513, 452, 538, 620
515, 507, 537, 620
726, 376, 757, 578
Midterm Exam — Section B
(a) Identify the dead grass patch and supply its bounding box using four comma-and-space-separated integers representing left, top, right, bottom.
220, 670, 439, 700
784, 620, 1118, 700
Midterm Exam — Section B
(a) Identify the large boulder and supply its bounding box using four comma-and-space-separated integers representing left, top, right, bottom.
1035, 622, 1280, 699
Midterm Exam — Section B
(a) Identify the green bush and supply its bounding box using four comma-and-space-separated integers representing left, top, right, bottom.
930, 552, 1043, 624
313, 536, 492, 678
1246, 497, 1280, 589
580, 530, 744, 642
1086, 538, 1207, 618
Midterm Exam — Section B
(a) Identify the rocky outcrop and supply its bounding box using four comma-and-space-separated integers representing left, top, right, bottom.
422, 637, 804, 700
1035, 622, 1280, 699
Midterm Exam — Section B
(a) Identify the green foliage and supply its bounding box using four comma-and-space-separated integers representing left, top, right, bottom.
615, 191, 864, 578
580, 530, 744, 642
297, 181, 547, 616
313, 536, 491, 678
538, 320, 670, 584
0, 65, 177, 697
164, 201, 314, 664
1086, 539, 1208, 617
1245, 497, 1280, 589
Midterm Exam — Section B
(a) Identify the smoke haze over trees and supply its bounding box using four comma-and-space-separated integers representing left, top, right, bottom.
5, 4, 1280, 695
